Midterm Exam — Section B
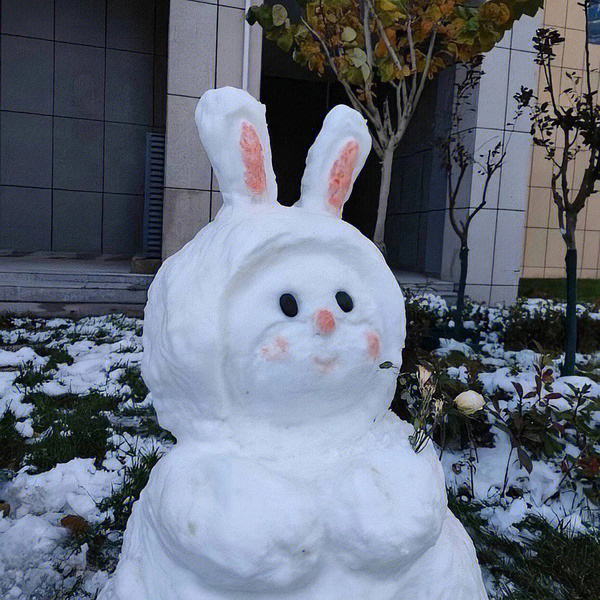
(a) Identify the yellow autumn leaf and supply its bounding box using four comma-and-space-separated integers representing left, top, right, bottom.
421, 19, 434, 35
424, 5, 443, 22
347, 47, 368, 67
360, 63, 371, 82
272, 4, 288, 27
375, 38, 388, 57
479, 2, 511, 26
341, 26, 357, 42
439, 0, 455, 16
378, 0, 399, 12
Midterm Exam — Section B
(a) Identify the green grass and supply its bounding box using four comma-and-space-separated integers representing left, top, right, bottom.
31, 344, 74, 369
119, 404, 175, 443
117, 365, 148, 402
59, 445, 164, 591
519, 278, 600, 304
99, 446, 162, 531
13, 360, 52, 389
449, 494, 600, 600
0, 409, 27, 470
25, 391, 121, 472
28, 390, 121, 432
0, 313, 16, 330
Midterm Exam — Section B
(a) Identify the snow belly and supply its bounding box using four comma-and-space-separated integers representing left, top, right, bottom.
103, 420, 475, 600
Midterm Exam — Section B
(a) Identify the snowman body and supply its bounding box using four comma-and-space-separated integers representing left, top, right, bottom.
101, 88, 488, 600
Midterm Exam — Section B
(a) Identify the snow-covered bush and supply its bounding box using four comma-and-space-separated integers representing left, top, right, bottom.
396, 293, 600, 532
504, 298, 600, 354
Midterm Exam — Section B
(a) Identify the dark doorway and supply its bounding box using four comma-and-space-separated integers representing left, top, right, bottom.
385, 67, 454, 276
259, 13, 453, 270
260, 33, 381, 239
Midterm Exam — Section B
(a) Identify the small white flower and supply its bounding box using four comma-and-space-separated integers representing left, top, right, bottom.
454, 390, 485, 415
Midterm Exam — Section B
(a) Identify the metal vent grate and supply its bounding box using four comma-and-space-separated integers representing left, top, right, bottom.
143, 133, 166, 258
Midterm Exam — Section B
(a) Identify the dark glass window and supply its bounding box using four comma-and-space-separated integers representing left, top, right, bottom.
589, 1, 600, 44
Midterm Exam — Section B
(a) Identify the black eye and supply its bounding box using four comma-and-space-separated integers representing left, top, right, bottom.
335, 291, 353, 312
279, 293, 298, 317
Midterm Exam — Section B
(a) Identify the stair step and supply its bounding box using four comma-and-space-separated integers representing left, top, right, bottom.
0, 285, 148, 305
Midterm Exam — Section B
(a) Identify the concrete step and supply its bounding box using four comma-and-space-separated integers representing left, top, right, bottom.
0, 258, 154, 311
1, 271, 153, 291
0, 285, 148, 304
0, 260, 458, 317
393, 270, 458, 305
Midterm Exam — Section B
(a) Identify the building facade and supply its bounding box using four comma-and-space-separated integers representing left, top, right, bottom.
0, 0, 169, 256
0, 0, 598, 308
523, 1, 600, 282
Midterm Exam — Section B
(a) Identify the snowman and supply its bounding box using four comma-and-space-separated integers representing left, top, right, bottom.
100, 87, 488, 600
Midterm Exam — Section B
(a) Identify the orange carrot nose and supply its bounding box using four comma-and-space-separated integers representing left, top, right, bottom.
315, 309, 336, 335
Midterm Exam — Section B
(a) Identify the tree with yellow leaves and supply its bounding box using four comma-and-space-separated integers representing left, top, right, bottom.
248, 0, 542, 250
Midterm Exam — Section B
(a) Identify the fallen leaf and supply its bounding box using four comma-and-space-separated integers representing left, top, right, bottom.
61, 514, 89, 535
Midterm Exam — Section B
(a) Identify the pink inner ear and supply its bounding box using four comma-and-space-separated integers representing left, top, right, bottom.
240, 121, 267, 195
327, 140, 359, 211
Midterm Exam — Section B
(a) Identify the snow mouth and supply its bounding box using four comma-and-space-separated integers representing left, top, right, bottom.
313, 356, 339, 373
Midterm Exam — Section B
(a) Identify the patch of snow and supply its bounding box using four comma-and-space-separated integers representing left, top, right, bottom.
436, 338, 475, 358
0, 347, 46, 368
8, 458, 121, 523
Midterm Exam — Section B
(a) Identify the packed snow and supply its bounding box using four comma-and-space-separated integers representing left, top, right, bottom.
100, 87, 486, 600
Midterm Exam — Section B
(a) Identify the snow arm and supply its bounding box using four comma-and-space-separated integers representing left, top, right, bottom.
144, 449, 323, 592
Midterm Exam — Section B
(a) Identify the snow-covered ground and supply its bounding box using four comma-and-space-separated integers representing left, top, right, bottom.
0, 315, 170, 599
0, 299, 598, 599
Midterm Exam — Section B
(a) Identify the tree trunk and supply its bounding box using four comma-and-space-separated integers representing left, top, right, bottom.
563, 247, 578, 376
373, 146, 395, 251
455, 244, 469, 335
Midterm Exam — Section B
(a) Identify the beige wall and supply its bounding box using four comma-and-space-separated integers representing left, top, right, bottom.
162, 0, 262, 258
523, 0, 600, 279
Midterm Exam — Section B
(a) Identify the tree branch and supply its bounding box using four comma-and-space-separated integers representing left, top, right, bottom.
361, 0, 379, 119
301, 16, 385, 157
406, 14, 418, 98
395, 26, 438, 143
365, 0, 404, 76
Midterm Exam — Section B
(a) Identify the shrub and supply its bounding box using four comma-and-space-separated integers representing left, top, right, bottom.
504, 300, 600, 355
450, 494, 600, 600
402, 294, 448, 369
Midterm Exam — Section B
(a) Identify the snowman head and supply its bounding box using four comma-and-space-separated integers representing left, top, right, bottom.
142, 88, 405, 441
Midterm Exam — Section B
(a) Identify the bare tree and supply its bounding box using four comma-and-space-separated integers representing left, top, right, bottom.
443, 58, 521, 333
516, 1, 600, 375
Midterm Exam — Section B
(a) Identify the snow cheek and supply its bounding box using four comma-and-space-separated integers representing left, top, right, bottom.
260, 335, 290, 362
366, 331, 381, 361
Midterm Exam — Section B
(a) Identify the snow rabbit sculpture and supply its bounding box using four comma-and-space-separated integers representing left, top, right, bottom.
101, 87, 488, 600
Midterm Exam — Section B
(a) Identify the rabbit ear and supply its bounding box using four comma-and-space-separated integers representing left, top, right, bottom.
195, 87, 277, 207
297, 105, 371, 218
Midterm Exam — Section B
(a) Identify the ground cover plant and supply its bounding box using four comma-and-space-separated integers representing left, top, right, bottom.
0, 299, 598, 598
